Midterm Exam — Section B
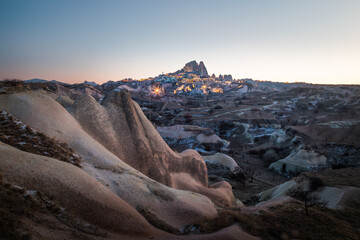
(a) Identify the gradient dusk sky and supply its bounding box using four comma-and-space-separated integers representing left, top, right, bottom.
1, 0, 359, 84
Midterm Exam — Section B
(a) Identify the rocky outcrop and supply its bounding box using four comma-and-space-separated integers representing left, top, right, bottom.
0, 90, 238, 222
198, 61, 208, 76
75, 90, 237, 207
0, 142, 155, 236
182, 60, 208, 77
259, 178, 360, 210
157, 124, 224, 145
74, 90, 209, 187
219, 74, 233, 81
269, 149, 327, 174
202, 153, 240, 172
0, 91, 221, 229
0, 141, 252, 239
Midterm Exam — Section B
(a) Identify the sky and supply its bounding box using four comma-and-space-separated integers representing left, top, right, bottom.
0, 0, 360, 85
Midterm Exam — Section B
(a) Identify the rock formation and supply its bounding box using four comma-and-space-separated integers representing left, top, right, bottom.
0, 142, 155, 236
198, 61, 208, 76
223, 74, 233, 81
269, 149, 327, 174
0, 90, 239, 232
73, 90, 208, 187
182, 60, 208, 77
156, 124, 225, 144
259, 178, 360, 210
202, 153, 240, 172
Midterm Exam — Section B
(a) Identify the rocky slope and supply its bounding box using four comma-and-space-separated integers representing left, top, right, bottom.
72, 89, 236, 207
0, 90, 246, 238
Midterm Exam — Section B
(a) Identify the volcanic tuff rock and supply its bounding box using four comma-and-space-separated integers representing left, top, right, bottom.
0, 90, 239, 231
0, 91, 218, 228
0, 142, 154, 236
259, 179, 360, 210
74, 90, 208, 187
156, 124, 224, 144
203, 153, 240, 172
182, 60, 209, 76
0, 141, 256, 239
269, 149, 327, 174
74, 90, 237, 207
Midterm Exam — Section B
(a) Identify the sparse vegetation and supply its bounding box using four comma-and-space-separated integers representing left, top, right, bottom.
0, 177, 107, 239
303, 167, 360, 188
196, 201, 360, 240
0, 79, 59, 94
287, 177, 327, 216
0, 110, 82, 167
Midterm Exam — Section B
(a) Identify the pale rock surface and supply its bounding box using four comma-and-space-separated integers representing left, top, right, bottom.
202, 153, 240, 172
0, 142, 257, 239
259, 179, 360, 209
157, 124, 225, 144
117, 85, 140, 92
157, 125, 197, 139
196, 133, 224, 144
269, 149, 327, 174
0, 142, 155, 236
74, 91, 208, 187
55, 95, 74, 108
259, 180, 298, 201
0, 91, 236, 228
0, 92, 218, 228
270, 129, 287, 144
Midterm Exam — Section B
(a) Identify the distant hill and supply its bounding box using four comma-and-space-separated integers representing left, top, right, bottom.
24, 78, 69, 85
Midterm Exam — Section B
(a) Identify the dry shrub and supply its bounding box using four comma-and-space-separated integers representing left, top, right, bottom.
0, 180, 107, 239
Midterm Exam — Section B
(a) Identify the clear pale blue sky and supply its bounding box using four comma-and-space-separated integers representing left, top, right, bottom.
1, 0, 359, 84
